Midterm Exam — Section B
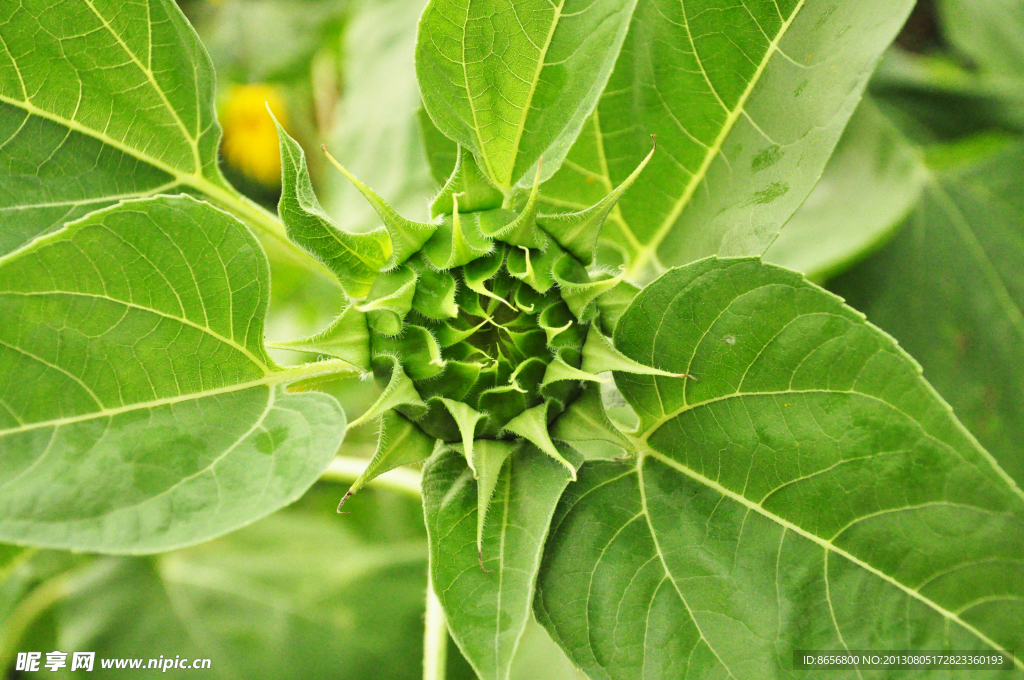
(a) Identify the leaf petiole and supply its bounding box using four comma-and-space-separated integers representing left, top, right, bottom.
197, 179, 343, 288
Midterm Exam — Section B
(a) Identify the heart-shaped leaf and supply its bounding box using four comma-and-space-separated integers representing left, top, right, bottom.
536, 258, 1024, 678
0, 196, 349, 553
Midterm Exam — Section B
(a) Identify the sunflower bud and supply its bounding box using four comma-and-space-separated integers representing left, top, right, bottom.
271, 122, 673, 558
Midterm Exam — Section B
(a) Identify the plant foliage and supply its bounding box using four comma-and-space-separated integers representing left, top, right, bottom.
1, 0, 1022, 679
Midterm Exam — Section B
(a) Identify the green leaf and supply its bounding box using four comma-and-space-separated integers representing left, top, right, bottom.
467, 440, 519, 557
371, 325, 447, 380
0, 0, 230, 256
764, 100, 928, 281
415, 0, 639, 191
538, 142, 655, 265
502, 404, 577, 479
870, 50, 1024, 143
580, 325, 684, 378
351, 356, 427, 430
423, 445, 577, 680
831, 141, 1024, 491
430, 146, 505, 218
938, 0, 1024, 78
423, 205, 495, 270
595, 280, 639, 336
550, 382, 632, 456
420, 107, 460, 186
536, 258, 1024, 678
339, 411, 436, 507
322, 149, 437, 268
539, 0, 917, 280
274, 117, 392, 299
410, 261, 459, 320
0, 196, 347, 553
550, 256, 622, 322
439, 399, 486, 463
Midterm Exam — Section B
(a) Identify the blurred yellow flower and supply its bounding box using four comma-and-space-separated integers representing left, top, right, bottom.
220, 84, 287, 186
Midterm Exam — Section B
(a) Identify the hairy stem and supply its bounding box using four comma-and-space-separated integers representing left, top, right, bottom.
423, 580, 449, 680
319, 456, 423, 497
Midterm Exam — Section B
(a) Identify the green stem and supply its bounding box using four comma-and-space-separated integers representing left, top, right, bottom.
423, 580, 448, 680
319, 455, 422, 497
275, 358, 364, 386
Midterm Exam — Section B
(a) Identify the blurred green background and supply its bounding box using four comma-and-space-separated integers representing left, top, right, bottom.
4, 0, 1023, 676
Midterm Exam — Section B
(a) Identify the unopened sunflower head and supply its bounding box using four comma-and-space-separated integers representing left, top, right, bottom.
267, 115, 684, 561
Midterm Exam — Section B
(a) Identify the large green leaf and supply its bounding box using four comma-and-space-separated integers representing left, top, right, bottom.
415, 0, 638, 191
764, 100, 927, 281
831, 141, 1024, 492
423, 445, 575, 680
536, 258, 1024, 679
539, 0, 916, 280
0, 196, 347, 553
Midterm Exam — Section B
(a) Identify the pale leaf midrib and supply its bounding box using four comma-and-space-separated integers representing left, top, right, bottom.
460, 4, 496, 186
3, 289, 267, 373
641, 385, 1024, 506
502, 0, 565, 189
81, 0, 202, 172
0, 93, 331, 285
0, 88, 244, 209
0, 182, 182, 213
0, 201, 269, 371
0, 359, 355, 438
640, 450, 1023, 670
493, 463, 512, 673
627, 0, 808, 275
589, 109, 642, 252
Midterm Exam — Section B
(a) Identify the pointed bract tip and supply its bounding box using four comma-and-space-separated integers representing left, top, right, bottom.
336, 490, 354, 514
478, 550, 494, 573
